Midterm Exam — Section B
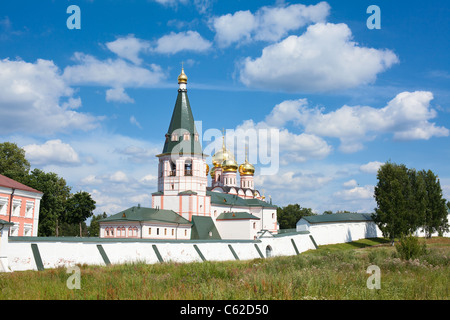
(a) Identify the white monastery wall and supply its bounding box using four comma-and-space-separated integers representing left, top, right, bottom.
3, 232, 315, 272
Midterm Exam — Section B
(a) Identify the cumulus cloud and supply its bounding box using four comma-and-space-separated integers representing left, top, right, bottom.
23, 139, 80, 166
0, 58, 100, 135
211, 2, 330, 47
105, 35, 151, 65
360, 161, 384, 174
63, 52, 165, 88
334, 185, 374, 200
153, 31, 212, 54
106, 87, 135, 103
239, 22, 399, 93
278, 91, 448, 153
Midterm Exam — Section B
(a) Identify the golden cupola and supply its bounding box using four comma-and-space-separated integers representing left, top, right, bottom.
177, 66, 188, 84
212, 133, 235, 168
239, 146, 255, 175
239, 159, 255, 176
222, 158, 238, 172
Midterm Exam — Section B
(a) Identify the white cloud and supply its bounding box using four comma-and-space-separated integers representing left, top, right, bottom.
63, 52, 166, 88
153, 31, 212, 54
0, 58, 100, 135
109, 170, 129, 183
334, 185, 374, 201
105, 35, 151, 65
211, 2, 330, 47
80, 174, 103, 185
239, 22, 399, 93
360, 161, 384, 174
23, 139, 80, 166
343, 179, 358, 188
106, 87, 135, 103
282, 91, 448, 152
129, 115, 142, 128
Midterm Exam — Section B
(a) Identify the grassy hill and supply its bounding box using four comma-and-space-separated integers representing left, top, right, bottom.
0, 237, 448, 300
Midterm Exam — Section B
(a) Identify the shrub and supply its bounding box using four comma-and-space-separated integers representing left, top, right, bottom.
395, 235, 427, 260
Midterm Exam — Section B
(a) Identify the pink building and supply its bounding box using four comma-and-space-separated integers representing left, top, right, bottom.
0, 174, 43, 237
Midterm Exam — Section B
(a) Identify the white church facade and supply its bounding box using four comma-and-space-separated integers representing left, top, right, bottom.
99, 68, 278, 240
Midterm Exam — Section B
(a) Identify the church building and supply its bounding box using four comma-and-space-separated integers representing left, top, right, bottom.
99, 68, 278, 240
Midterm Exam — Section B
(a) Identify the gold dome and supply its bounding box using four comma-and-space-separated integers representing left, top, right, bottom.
212, 148, 235, 167
222, 158, 238, 172
177, 67, 188, 84
205, 163, 209, 176
239, 160, 255, 176
212, 134, 235, 167
210, 166, 216, 178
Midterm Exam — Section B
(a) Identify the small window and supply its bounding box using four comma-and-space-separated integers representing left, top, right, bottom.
172, 229, 174, 236
183, 133, 190, 141
184, 230, 187, 236
164, 228, 167, 235
157, 228, 159, 235
149, 228, 152, 235
171, 133, 178, 141
194, 134, 199, 141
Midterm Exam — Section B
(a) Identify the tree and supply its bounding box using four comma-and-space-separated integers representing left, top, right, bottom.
373, 162, 413, 243
88, 212, 107, 237
64, 191, 96, 237
374, 162, 449, 242
277, 204, 315, 229
0, 142, 30, 182
26, 169, 72, 237
421, 170, 449, 237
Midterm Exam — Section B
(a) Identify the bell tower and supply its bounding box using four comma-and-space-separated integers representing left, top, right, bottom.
152, 67, 210, 221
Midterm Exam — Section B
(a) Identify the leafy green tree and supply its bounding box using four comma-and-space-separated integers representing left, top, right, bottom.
88, 212, 107, 237
373, 162, 413, 243
0, 142, 30, 182
421, 170, 449, 237
277, 204, 315, 229
64, 191, 96, 237
26, 169, 72, 237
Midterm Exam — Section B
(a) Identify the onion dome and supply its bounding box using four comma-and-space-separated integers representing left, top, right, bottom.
212, 133, 235, 167
205, 163, 209, 176
177, 67, 188, 84
239, 159, 255, 176
210, 166, 216, 179
222, 158, 238, 172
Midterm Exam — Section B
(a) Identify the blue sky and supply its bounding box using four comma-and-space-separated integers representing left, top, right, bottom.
0, 0, 449, 215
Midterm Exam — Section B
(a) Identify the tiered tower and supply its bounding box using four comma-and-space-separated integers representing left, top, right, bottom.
152, 67, 210, 221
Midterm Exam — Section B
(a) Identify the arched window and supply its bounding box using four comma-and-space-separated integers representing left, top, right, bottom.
184, 159, 192, 176
266, 245, 273, 258
171, 133, 178, 141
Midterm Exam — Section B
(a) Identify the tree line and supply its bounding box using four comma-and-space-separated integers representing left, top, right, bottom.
373, 161, 449, 241
0, 142, 98, 237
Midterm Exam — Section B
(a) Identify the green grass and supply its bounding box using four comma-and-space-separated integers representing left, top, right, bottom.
0, 237, 448, 300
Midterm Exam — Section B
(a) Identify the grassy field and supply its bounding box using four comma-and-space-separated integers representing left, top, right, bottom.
0, 237, 448, 300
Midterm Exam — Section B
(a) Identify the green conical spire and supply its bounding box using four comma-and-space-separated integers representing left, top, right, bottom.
161, 69, 204, 156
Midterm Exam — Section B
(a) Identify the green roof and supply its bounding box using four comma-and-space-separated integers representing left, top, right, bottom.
206, 190, 277, 208
301, 213, 373, 224
0, 219, 13, 226
216, 212, 260, 220
190, 216, 221, 240
161, 89, 204, 156
100, 206, 191, 225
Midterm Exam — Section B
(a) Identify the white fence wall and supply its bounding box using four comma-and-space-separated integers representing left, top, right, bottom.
4, 232, 316, 272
